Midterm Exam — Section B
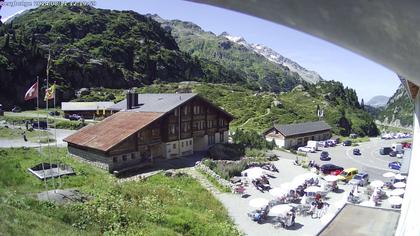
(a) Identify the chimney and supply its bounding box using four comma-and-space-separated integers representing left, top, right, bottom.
126, 91, 133, 110
133, 92, 139, 107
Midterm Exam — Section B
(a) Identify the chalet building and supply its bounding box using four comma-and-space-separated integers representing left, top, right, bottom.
64, 93, 233, 173
264, 121, 332, 149
61, 101, 115, 119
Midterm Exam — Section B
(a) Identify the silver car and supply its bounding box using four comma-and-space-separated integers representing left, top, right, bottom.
349, 173, 369, 186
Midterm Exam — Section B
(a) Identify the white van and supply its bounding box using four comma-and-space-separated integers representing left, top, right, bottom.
391, 143, 403, 154
307, 140, 319, 151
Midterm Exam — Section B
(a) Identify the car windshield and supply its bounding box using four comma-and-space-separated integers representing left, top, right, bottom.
354, 175, 362, 180
340, 171, 348, 176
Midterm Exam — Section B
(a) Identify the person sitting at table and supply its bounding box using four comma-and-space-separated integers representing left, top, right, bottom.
261, 176, 270, 185
308, 201, 317, 214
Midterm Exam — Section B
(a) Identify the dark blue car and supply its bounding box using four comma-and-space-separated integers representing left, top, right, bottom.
388, 161, 401, 170
320, 151, 330, 161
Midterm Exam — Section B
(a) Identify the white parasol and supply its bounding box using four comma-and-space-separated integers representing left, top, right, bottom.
390, 188, 405, 196
360, 201, 376, 207
388, 196, 403, 205
281, 182, 298, 190
370, 180, 384, 188
324, 175, 339, 182
269, 188, 288, 197
394, 174, 406, 180
393, 182, 406, 188
382, 172, 396, 178
268, 204, 292, 217
304, 186, 322, 193
249, 198, 269, 208
242, 167, 270, 180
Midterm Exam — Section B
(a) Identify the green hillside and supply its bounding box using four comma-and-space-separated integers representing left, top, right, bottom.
378, 84, 414, 127
0, 6, 243, 109
78, 81, 379, 137
154, 15, 304, 93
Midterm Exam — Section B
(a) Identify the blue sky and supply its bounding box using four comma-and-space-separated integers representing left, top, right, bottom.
1, 0, 400, 101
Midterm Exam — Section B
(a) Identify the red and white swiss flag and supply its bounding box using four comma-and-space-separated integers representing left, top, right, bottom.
24, 82, 38, 101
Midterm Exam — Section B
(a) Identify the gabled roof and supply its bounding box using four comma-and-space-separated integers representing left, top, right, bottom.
110, 93, 197, 112
64, 111, 163, 152
61, 102, 115, 111
271, 121, 331, 137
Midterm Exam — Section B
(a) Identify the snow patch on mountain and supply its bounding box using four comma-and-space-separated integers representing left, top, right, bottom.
222, 32, 322, 84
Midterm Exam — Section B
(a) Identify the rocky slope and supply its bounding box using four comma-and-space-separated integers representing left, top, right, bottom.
222, 32, 322, 84
153, 15, 310, 93
378, 84, 413, 128
366, 95, 389, 108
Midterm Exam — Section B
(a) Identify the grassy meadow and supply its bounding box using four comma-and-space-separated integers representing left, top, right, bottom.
0, 147, 240, 235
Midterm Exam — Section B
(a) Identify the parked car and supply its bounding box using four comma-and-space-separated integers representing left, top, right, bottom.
11, 106, 22, 113
320, 151, 331, 161
326, 140, 336, 147
318, 141, 328, 148
338, 168, 358, 182
320, 164, 344, 175
343, 140, 352, 146
297, 146, 315, 153
353, 148, 361, 155
68, 114, 81, 121
380, 147, 393, 155
388, 161, 402, 170
349, 173, 369, 186
389, 151, 397, 157
49, 111, 60, 116
401, 142, 412, 149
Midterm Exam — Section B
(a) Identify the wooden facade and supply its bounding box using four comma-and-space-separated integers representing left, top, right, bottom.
67, 95, 232, 173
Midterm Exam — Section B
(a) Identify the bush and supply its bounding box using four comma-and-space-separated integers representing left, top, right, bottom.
232, 129, 275, 150
207, 143, 244, 160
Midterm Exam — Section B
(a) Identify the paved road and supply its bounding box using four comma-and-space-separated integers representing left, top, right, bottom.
0, 127, 76, 148
270, 138, 411, 182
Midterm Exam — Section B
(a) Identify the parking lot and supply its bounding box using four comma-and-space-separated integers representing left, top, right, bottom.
270, 137, 411, 182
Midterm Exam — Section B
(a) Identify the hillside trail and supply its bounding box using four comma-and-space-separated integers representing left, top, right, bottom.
238, 108, 271, 128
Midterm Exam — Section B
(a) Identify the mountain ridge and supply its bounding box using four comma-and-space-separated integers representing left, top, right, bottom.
366, 95, 389, 108
221, 32, 322, 84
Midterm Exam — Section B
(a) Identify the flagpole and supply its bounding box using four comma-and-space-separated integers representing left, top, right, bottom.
45, 49, 56, 192
53, 81, 62, 189
37, 76, 49, 198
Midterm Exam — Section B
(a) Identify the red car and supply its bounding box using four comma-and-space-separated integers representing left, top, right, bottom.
402, 142, 412, 149
320, 164, 344, 175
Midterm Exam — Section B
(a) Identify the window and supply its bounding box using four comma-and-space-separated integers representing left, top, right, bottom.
190, 140, 192, 145
152, 128, 160, 137
220, 132, 225, 143
113, 157, 118, 163
193, 105, 201, 115
208, 134, 215, 145
169, 124, 176, 135
184, 106, 189, 115
173, 143, 176, 149
182, 142, 184, 148
122, 155, 127, 161
131, 153, 135, 159
182, 122, 191, 132
138, 132, 145, 142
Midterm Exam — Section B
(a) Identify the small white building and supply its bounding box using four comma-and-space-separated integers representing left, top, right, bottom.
264, 121, 332, 149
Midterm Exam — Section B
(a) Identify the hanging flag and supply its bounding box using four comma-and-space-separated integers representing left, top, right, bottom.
44, 84, 56, 101
24, 82, 38, 101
